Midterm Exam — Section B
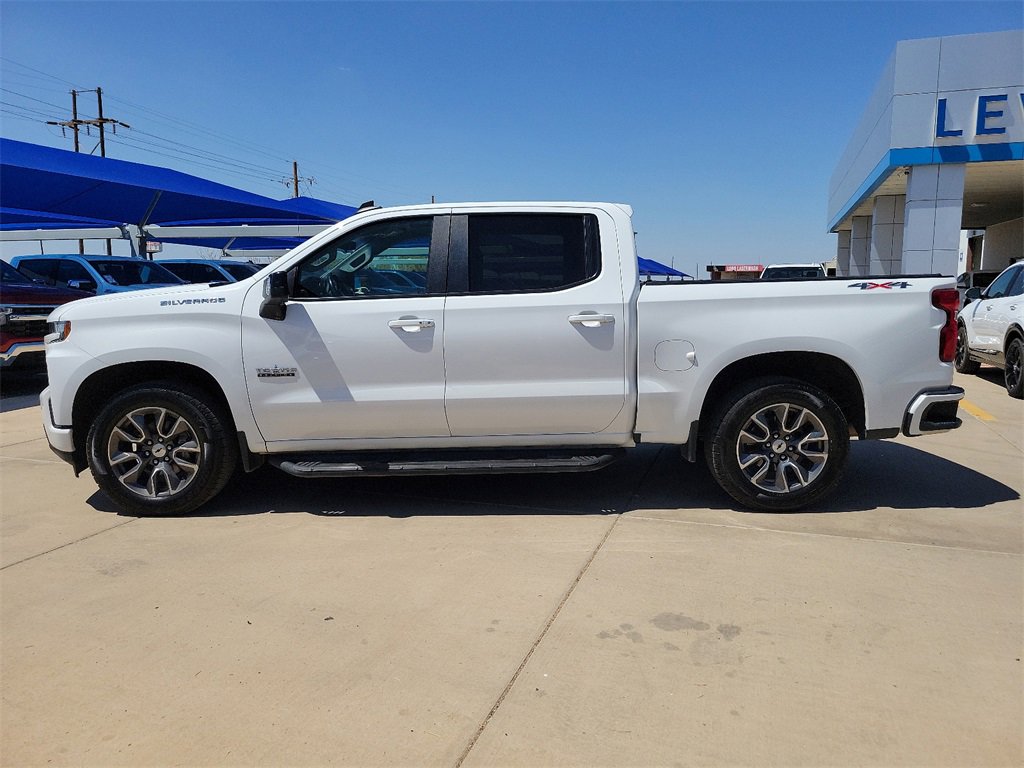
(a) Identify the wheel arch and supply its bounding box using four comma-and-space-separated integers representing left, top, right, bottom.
71, 361, 235, 469
1005, 324, 1023, 351
698, 352, 865, 439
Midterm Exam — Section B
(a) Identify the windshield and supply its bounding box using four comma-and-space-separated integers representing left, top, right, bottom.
87, 260, 183, 286
221, 262, 259, 280
0, 260, 34, 285
762, 266, 825, 279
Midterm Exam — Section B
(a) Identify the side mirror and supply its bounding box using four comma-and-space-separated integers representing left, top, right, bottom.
260, 271, 289, 320
68, 279, 97, 293
964, 287, 983, 305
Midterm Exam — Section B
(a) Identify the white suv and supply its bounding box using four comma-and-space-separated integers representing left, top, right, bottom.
955, 262, 1024, 398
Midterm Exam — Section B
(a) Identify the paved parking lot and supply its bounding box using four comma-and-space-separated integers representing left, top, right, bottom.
1, 371, 1021, 767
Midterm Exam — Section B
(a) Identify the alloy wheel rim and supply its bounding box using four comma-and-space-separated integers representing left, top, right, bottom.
106, 406, 201, 499
735, 402, 829, 494
1008, 344, 1022, 390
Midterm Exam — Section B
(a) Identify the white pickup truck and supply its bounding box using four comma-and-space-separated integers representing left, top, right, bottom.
40, 202, 964, 516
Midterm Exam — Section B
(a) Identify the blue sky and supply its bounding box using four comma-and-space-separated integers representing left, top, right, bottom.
1, 1, 1020, 274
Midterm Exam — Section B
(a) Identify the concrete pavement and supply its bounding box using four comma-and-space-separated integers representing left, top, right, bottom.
1, 371, 1021, 766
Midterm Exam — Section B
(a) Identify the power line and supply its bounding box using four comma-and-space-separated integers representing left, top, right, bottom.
0, 100, 58, 119
0, 107, 53, 123
1, 56, 431, 203
104, 133, 279, 184
127, 126, 285, 176
0, 57, 82, 88
0, 87, 70, 111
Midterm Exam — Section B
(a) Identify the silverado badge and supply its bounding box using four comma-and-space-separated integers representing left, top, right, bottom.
256, 365, 298, 379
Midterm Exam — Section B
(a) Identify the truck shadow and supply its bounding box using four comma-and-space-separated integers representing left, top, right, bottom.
87, 441, 1018, 517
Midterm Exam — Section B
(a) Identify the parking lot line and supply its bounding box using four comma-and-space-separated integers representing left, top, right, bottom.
960, 399, 995, 422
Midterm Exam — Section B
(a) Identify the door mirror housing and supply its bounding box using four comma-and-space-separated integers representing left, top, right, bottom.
964, 286, 983, 305
260, 271, 290, 320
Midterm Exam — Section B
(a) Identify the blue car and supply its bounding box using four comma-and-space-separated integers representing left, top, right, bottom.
157, 259, 261, 284
11, 254, 184, 295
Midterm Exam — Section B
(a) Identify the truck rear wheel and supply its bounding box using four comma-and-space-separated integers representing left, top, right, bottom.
87, 383, 238, 516
705, 378, 849, 512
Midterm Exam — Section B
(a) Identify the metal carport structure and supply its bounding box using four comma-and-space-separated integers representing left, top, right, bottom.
0, 138, 356, 258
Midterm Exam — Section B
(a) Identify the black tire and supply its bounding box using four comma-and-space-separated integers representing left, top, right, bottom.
87, 382, 238, 516
1005, 337, 1023, 399
705, 377, 850, 512
954, 325, 981, 374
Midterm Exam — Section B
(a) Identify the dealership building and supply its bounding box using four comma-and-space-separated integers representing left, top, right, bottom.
829, 29, 1023, 277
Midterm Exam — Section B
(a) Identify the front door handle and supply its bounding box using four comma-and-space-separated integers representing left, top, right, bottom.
388, 318, 435, 333
568, 313, 615, 328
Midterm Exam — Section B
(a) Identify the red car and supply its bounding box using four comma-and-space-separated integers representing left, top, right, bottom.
1, 260, 89, 370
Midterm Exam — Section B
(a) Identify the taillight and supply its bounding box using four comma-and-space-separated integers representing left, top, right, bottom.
932, 288, 959, 363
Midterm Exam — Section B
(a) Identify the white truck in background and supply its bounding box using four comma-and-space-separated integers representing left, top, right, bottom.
40, 202, 964, 516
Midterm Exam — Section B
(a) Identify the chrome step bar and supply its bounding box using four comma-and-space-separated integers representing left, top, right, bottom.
270, 451, 622, 478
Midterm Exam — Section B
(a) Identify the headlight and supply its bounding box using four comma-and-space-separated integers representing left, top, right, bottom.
45, 320, 72, 343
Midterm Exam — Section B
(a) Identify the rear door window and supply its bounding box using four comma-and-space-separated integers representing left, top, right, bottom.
462, 214, 600, 294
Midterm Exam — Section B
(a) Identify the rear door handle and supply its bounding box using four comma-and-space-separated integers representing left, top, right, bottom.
388, 318, 435, 332
568, 313, 615, 328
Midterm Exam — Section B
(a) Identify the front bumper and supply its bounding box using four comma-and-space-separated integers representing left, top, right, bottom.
902, 386, 964, 436
41, 386, 75, 457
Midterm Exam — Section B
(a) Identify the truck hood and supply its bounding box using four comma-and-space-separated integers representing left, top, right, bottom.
0, 282, 91, 305
49, 280, 242, 320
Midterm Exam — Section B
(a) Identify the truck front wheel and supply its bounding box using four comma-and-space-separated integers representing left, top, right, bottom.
705, 378, 849, 512
87, 383, 238, 516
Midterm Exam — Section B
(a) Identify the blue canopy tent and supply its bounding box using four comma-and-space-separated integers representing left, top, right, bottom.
0, 138, 357, 252
0, 206, 120, 230
638, 257, 690, 278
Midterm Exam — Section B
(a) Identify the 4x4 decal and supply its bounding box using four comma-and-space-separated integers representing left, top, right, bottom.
848, 281, 912, 290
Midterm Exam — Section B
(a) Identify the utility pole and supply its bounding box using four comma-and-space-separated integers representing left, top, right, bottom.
47, 88, 129, 255
95, 88, 113, 253
46, 88, 130, 155
284, 162, 313, 197
96, 87, 108, 160
71, 90, 80, 152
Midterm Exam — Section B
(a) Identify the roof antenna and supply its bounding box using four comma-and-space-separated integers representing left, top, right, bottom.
357, 200, 377, 212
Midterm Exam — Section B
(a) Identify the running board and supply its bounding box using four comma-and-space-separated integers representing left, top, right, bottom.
270, 450, 622, 478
